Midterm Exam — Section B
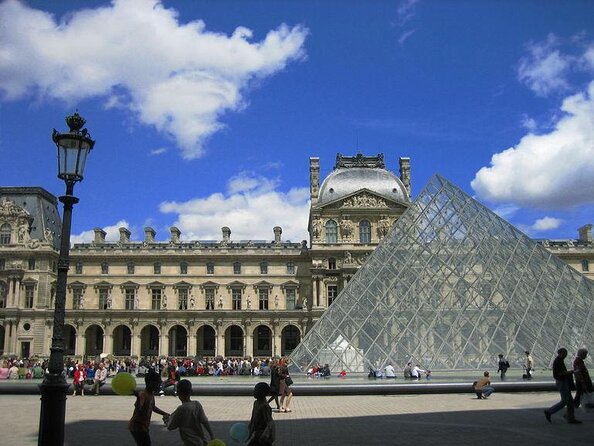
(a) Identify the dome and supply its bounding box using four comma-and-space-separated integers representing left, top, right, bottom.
317, 167, 409, 206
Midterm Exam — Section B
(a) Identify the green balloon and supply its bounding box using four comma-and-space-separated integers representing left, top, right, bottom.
111, 372, 137, 395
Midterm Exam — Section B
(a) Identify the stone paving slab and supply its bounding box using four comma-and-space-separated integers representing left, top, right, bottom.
1, 392, 592, 445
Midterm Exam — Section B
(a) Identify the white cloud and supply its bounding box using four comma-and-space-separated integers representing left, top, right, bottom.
396, 0, 420, 27
150, 147, 167, 156
472, 81, 594, 209
398, 29, 416, 47
518, 34, 573, 97
160, 173, 310, 241
521, 115, 538, 132
492, 204, 519, 219
0, 0, 307, 159
531, 216, 562, 231
71, 220, 130, 244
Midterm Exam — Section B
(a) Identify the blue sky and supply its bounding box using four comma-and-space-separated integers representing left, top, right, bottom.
1, 0, 593, 243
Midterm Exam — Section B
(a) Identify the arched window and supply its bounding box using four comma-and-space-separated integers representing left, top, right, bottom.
359, 220, 371, 244
325, 220, 337, 243
0, 224, 11, 245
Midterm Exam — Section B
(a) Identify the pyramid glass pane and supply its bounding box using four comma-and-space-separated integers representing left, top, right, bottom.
290, 174, 594, 372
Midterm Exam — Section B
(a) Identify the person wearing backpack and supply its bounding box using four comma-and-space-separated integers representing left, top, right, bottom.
497, 354, 510, 380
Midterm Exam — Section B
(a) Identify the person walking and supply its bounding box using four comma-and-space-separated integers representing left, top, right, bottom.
497, 354, 510, 381
278, 360, 293, 413
524, 351, 534, 379
573, 348, 593, 408
267, 359, 281, 411
544, 347, 581, 424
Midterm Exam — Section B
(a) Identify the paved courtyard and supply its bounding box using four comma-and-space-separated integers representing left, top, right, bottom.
1, 391, 593, 445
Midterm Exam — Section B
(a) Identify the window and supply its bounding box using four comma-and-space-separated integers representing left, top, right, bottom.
359, 220, 371, 244
24, 285, 34, 308
258, 288, 269, 310
285, 288, 296, 310
327, 285, 338, 306
28, 258, 35, 270
153, 262, 161, 274
0, 223, 11, 244
125, 288, 135, 310
0, 281, 6, 308
205, 288, 215, 310
101, 262, 109, 275
232, 288, 242, 310
151, 288, 162, 310
325, 220, 337, 243
75, 261, 83, 274
233, 262, 241, 274
52, 261, 57, 272
260, 262, 268, 274
328, 258, 336, 270
206, 262, 215, 274
98, 288, 109, 310
286, 262, 295, 274
178, 288, 188, 310
582, 259, 590, 272
0, 259, 5, 271
180, 262, 188, 274
72, 288, 83, 309
127, 262, 135, 274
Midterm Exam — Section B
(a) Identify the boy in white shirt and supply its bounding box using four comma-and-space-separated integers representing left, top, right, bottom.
165, 379, 214, 446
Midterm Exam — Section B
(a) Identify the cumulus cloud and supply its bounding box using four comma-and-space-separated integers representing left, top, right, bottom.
472, 80, 594, 209
396, 0, 420, 27
160, 173, 310, 241
71, 220, 130, 245
531, 216, 562, 231
0, 0, 307, 159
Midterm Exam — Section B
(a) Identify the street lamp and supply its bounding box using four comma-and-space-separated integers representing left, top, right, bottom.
38, 112, 95, 446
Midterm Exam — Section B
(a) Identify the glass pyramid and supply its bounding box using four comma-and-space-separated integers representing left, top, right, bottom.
290, 175, 594, 372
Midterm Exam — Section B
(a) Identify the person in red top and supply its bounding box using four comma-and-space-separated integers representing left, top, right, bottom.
129, 370, 169, 445
72, 364, 86, 396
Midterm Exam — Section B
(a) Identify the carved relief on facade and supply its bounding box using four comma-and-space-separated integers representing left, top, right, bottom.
311, 217, 323, 240
377, 216, 392, 239
339, 218, 355, 241
341, 192, 388, 209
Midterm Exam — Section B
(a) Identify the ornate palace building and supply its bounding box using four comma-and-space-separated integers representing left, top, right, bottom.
0, 153, 415, 360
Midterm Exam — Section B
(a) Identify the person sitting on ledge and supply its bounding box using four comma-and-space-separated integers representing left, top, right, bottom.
473, 371, 495, 399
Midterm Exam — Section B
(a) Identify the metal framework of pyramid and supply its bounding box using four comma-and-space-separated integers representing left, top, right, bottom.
290, 175, 594, 372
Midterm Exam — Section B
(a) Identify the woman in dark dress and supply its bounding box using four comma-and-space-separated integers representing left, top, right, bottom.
267, 359, 281, 410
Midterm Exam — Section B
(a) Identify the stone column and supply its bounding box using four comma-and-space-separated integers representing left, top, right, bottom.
216, 322, 224, 357
104, 330, 113, 355
312, 276, 321, 308
244, 322, 253, 358
3, 321, 12, 355
10, 320, 19, 355
272, 321, 281, 358
76, 333, 85, 356
160, 327, 169, 357
186, 322, 196, 357
131, 329, 141, 358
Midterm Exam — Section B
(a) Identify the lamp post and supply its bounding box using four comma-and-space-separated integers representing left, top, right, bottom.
38, 112, 95, 446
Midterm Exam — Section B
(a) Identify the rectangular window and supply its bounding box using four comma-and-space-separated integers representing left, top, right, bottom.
28, 258, 35, 270
125, 288, 135, 310
260, 262, 268, 274
98, 288, 109, 310
328, 258, 336, 270
285, 288, 296, 310
72, 288, 83, 310
0, 259, 5, 270
24, 285, 35, 308
328, 285, 338, 306
232, 288, 242, 310
101, 262, 109, 274
582, 259, 590, 272
151, 288, 162, 310
178, 288, 188, 310
153, 263, 161, 274
286, 262, 295, 274
206, 262, 214, 274
75, 261, 83, 274
205, 288, 215, 310
259, 288, 269, 310
180, 262, 188, 274
127, 262, 135, 274
233, 262, 241, 274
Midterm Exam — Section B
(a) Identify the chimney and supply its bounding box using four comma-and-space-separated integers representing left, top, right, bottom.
170, 226, 181, 243
144, 227, 156, 243
273, 226, 282, 243
222, 227, 231, 243
310, 157, 320, 202
119, 227, 131, 243
399, 157, 411, 199
93, 228, 106, 244
578, 224, 592, 243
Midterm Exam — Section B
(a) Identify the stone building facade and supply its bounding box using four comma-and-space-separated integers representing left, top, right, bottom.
1, 154, 593, 360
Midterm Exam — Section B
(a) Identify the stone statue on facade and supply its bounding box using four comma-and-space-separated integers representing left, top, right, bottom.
344, 251, 354, 264
218, 296, 224, 309
134, 296, 139, 310
18, 222, 30, 244
312, 218, 322, 239
79, 294, 85, 309
162, 294, 167, 309
377, 216, 392, 239
340, 218, 354, 240
44, 228, 54, 244
106, 294, 112, 309
246, 298, 251, 310
190, 297, 195, 309
274, 295, 279, 310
